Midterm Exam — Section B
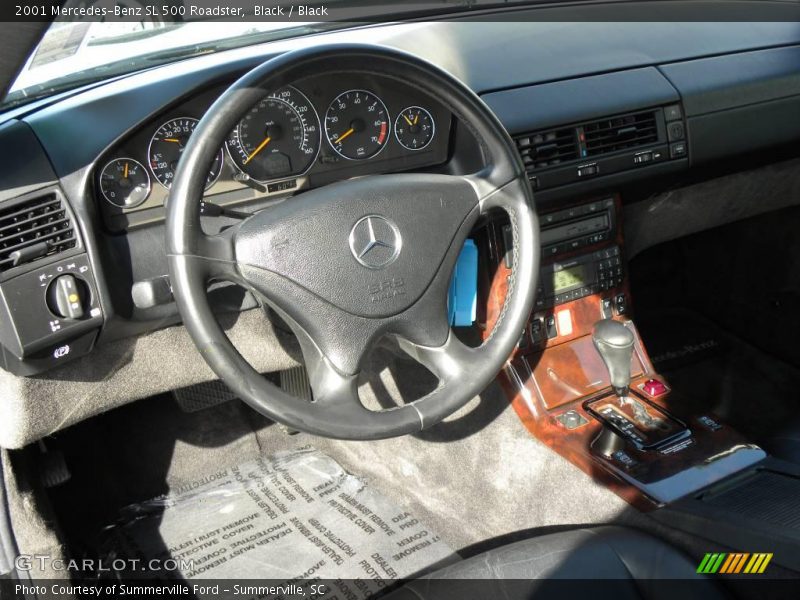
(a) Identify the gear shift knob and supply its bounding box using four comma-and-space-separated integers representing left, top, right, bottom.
592, 319, 635, 397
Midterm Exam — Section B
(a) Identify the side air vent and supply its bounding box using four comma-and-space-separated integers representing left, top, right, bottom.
0, 192, 77, 273
516, 128, 579, 171
583, 111, 658, 157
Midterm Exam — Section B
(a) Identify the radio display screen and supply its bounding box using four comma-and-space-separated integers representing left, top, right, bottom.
553, 265, 585, 292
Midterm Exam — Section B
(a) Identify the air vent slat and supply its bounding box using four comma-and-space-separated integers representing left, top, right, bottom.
0, 193, 77, 273
514, 109, 664, 181
0, 229, 74, 259
584, 111, 658, 157
584, 127, 657, 141
0, 216, 70, 237
515, 127, 579, 173
0, 199, 61, 229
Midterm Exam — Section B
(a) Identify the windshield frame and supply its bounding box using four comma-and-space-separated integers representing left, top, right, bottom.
2, 21, 351, 111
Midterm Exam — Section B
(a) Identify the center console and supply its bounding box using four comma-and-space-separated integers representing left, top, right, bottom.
478, 195, 765, 509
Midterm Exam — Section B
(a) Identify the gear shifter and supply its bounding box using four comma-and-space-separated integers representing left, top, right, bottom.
588, 319, 689, 451
592, 319, 635, 398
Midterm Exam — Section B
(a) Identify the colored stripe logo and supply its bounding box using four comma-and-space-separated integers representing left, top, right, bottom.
697, 553, 773, 574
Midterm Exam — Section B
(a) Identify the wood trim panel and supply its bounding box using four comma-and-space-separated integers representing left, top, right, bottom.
479, 195, 765, 509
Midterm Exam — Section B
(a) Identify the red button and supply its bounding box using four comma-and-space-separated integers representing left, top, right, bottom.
643, 379, 667, 397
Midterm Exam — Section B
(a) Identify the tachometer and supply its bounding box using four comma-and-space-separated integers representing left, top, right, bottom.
325, 90, 390, 160
148, 117, 223, 189
227, 86, 320, 183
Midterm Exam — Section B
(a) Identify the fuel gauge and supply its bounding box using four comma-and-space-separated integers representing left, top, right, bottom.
99, 158, 151, 208
394, 106, 435, 151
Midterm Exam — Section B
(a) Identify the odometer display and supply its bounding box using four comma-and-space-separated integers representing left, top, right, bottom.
325, 90, 389, 160
227, 86, 320, 183
148, 117, 223, 189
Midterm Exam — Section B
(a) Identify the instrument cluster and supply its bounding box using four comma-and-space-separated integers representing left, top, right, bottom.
96, 74, 451, 231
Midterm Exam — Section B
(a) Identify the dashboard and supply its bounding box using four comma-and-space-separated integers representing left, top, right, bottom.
1, 17, 800, 383
95, 73, 451, 231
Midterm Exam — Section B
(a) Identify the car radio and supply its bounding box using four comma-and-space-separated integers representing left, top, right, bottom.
534, 246, 623, 310
504, 197, 621, 311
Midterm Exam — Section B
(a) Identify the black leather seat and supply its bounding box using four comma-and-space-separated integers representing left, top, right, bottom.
385, 526, 726, 600
763, 422, 800, 465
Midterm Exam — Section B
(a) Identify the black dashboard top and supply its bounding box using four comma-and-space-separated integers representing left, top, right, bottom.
15, 21, 800, 178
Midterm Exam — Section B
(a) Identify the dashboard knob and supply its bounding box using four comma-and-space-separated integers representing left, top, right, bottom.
47, 274, 86, 320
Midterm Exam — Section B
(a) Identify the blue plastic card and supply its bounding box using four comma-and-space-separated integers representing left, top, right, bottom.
447, 239, 478, 326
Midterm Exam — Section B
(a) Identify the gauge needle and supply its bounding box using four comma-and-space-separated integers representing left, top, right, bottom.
244, 136, 271, 165
403, 114, 413, 126
414, 114, 419, 125
336, 128, 355, 144
123, 162, 129, 179
162, 138, 181, 143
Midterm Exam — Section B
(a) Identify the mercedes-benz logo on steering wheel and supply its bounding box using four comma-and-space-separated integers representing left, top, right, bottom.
349, 215, 402, 269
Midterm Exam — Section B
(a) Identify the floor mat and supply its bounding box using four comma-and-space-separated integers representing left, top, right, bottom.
99, 448, 455, 592
636, 308, 728, 372
635, 307, 800, 445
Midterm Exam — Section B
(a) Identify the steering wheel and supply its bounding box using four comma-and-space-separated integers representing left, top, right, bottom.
166, 44, 540, 440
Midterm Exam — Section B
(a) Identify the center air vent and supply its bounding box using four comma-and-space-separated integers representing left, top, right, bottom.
0, 192, 77, 273
516, 128, 578, 171
582, 111, 658, 157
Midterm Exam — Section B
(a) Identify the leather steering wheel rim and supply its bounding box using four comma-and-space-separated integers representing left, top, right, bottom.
166, 43, 540, 440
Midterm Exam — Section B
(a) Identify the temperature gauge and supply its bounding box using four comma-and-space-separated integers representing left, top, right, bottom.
99, 158, 151, 208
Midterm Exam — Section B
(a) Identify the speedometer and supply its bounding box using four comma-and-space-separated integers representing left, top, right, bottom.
227, 86, 320, 183
148, 117, 223, 190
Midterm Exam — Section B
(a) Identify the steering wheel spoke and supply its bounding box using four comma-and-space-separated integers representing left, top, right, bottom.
195, 227, 239, 280
396, 332, 473, 384
298, 338, 364, 413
